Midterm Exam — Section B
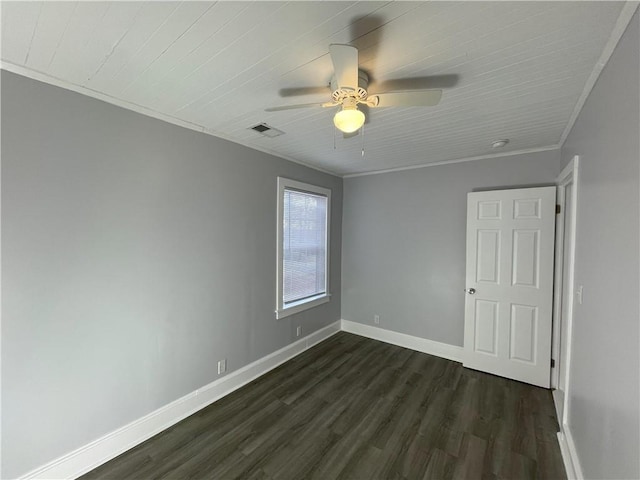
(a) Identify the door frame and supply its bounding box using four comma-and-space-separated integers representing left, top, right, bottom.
551, 155, 579, 426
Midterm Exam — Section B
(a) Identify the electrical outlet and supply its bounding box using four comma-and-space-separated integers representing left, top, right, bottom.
296, 326, 302, 337
217, 359, 227, 375
374, 314, 380, 325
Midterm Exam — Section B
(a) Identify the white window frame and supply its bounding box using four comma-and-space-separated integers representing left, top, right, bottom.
276, 177, 331, 320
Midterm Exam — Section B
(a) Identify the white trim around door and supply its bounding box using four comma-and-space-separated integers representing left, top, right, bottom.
551, 156, 579, 420
551, 155, 582, 479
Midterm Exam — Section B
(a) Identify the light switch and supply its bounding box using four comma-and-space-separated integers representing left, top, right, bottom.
576, 285, 583, 305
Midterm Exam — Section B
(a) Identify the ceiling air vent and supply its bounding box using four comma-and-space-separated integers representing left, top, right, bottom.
249, 123, 285, 138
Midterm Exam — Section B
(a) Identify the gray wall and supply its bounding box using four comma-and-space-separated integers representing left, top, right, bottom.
1, 71, 342, 479
559, 10, 639, 480
342, 150, 559, 346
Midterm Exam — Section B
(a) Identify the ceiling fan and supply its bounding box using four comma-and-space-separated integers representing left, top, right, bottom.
265, 44, 443, 134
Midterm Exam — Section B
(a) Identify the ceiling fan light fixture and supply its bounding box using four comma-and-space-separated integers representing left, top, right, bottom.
333, 97, 365, 133
333, 105, 365, 133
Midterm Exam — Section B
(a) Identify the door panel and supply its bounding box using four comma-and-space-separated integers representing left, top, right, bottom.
513, 198, 541, 219
509, 304, 537, 363
512, 230, 539, 287
478, 200, 501, 219
464, 186, 555, 388
474, 300, 499, 355
477, 230, 500, 283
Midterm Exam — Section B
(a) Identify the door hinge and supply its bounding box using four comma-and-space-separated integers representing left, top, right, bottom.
556, 204, 561, 214
551, 358, 556, 368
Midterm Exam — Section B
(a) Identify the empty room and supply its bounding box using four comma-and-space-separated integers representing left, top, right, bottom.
1, 2, 638, 479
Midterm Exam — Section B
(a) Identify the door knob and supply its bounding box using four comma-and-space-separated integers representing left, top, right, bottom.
465, 288, 476, 294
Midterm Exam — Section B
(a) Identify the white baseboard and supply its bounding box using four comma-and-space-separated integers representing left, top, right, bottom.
557, 423, 584, 480
552, 387, 583, 479
340, 319, 463, 363
19, 321, 341, 480
18, 319, 465, 479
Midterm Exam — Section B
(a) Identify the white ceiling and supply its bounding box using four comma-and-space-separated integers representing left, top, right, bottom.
1, 1, 633, 176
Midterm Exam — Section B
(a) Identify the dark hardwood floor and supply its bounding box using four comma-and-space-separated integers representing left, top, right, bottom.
81, 332, 566, 479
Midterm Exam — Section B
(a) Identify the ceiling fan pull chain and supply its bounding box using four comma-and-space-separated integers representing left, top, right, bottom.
361, 124, 365, 157
333, 127, 337, 150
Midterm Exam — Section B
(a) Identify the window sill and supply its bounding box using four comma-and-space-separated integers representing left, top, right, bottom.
275, 294, 330, 319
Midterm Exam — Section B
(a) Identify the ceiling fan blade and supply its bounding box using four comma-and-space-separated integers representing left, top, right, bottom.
369, 74, 459, 92
370, 90, 443, 108
279, 86, 330, 97
329, 44, 358, 90
265, 102, 327, 112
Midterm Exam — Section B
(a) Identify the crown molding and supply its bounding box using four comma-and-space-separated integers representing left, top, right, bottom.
343, 145, 560, 179
559, 1, 640, 145
0, 61, 340, 178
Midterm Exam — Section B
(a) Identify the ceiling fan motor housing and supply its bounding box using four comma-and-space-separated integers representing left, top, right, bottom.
331, 70, 369, 102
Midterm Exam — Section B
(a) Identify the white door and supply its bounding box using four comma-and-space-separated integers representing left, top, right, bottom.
464, 186, 556, 388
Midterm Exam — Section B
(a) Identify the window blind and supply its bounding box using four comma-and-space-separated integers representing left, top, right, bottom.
283, 188, 328, 305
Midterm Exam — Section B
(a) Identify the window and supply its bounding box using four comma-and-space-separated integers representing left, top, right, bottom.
276, 177, 331, 319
